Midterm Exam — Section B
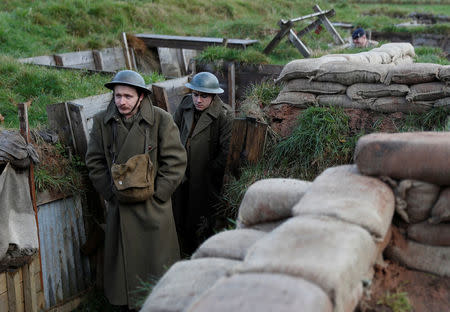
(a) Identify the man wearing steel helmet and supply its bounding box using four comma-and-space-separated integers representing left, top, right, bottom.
173, 72, 233, 255
351, 28, 378, 48
85, 70, 187, 310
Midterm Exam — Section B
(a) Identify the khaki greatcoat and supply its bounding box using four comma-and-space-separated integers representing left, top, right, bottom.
173, 95, 233, 253
85, 95, 187, 308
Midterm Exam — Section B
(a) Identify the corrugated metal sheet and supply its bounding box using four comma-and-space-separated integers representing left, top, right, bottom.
37, 195, 91, 308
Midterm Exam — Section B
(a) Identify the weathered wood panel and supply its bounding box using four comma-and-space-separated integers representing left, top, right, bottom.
0, 292, 8, 312
152, 76, 189, 114
54, 51, 96, 69
23, 261, 37, 312
135, 34, 258, 50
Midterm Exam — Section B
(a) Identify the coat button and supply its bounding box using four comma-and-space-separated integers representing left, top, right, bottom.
119, 181, 123, 185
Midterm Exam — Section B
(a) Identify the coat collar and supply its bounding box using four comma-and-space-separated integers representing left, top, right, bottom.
190, 96, 224, 138
103, 95, 154, 125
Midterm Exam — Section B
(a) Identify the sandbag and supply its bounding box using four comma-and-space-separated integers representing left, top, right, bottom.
191, 229, 266, 261
434, 97, 450, 109
292, 165, 395, 240
371, 46, 403, 63
358, 52, 384, 64
354, 132, 450, 185
237, 178, 311, 227
429, 187, 450, 224
317, 94, 369, 109
394, 180, 440, 223
377, 42, 416, 58
271, 91, 316, 107
385, 227, 450, 277
385, 63, 442, 85
0, 130, 39, 168
186, 273, 333, 312
346, 83, 409, 100
437, 65, 450, 82
407, 221, 450, 246
140, 258, 241, 312
282, 78, 347, 94
314, 62, 389, 85
406, 82, 449, 102
275, 57, 347, 83
236, 216, 377, 312
367, 97, 433, 113
245, 219, 286, 232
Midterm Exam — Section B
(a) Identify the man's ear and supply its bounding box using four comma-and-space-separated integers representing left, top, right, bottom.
139, 93, 145, 102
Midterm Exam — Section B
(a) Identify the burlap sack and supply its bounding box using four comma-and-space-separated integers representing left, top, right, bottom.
384, 63, 442, 85
270, 91, 316, 107
346, 83, 409, 100
317, 94, 369, 109
358, 52, 384, 64
434, 97, 450, 109
314, 62, 389, 85
237, 178, 311, 227
385, 227, 450, 277
282, 78, 347, 94
429, 187, 450, 224
407, 221, 450, 246
245, 219, 286, 232
377, 42, 416, 58
292, 165, 395, 240
140, 258, 240, 312
437, 65, 450, 82
275, 57, 347, 83
354, 132, 450, 185
345, 53, 371, 63
367, 97, 433, 113
392, 55, 414, 66
371, 46, 403, 63
191, 229, 266, 261
393, 180, 440, 223
236, 216, 377, 312
186, 273, 333, 312
406, 82, 449, 102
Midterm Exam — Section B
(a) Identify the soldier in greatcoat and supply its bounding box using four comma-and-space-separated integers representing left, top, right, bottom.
173, 72, 233, 255
85, 70, 187, 310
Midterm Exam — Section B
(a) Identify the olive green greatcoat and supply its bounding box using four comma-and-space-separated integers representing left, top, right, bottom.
85, 95, 187, 308
173, 95, 233, 252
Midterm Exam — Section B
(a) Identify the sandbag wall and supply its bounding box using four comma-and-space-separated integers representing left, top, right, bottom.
141, 167, 396, 312
355, 132, 450, 278
272, 43, 449, 116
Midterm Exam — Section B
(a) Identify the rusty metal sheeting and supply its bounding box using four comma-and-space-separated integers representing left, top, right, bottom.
38, 195, 91, 308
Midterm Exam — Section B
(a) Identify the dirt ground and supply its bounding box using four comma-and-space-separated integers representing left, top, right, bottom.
358, 259, 450, 312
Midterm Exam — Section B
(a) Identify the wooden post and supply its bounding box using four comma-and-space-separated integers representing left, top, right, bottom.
23, 261, 37, 312
226, 117, 268, 178
121, 32, 133, 70
151, 84, 170, 113
313, 4, 345, 45
17, 103, 44, 297
6, 270, 19, 312
288, 29, 311, 58
227, 62, 236, 111
92, 50, 104, 71
175, 49, 187, 76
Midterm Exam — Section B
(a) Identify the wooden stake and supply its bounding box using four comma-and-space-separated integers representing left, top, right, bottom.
227, 62, 236, 111
17, 103, 45, 299
121, 32, 133, 70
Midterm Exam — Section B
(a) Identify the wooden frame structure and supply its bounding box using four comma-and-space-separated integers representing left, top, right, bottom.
263, 4, 345, 57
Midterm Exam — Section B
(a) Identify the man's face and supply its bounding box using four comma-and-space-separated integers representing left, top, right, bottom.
192, 91, 213, 111
353, 35, 368, 47
114, 85, 143, 119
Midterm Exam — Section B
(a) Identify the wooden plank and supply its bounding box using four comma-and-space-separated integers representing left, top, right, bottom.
313, 4, 345, 45
36, 190, 69, 207
135, 34, 258, 50
227, 62, 236, 110
296, 18, 323, 38
244, 118, 268, 164
175, 49, 187, 76
289, 29, 311, 58
92, 50, 104, 71
53, 51, 96, 69
152, 85, 170, 113
6, 270, 20, 312
46, 102, 74, 148
66, 103, 89, 161
0, 272, 6, 295
0, 292, 8, 312
98, 47, 127, 71
23, 262, 37, 312
152, 76, 189, 114
46, 289, 90, 312
18, 55, 56, 66
226, 118, 248, 178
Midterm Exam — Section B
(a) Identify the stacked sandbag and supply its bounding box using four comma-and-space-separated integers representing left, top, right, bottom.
354, 132, 450, 277
272, 43, 449, 114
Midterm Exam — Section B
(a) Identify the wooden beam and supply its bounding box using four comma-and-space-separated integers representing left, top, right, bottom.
175, 49, 187, 76
263, 20, 293, 55
134, 34, 258, 50
289, 29, 311, 58
23, 262, 37, 312
227, 62, 236, 111
151, 84, 170, 113
6, 270, 20, 312
121, 32, 133, 70
313, 4, 345, 45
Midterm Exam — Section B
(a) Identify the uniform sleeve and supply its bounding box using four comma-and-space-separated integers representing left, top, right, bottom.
85, 116, 114, 201
210, 108, 233, 175
154, 112, 187, 202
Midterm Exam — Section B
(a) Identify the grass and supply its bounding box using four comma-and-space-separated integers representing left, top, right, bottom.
377, 291, 413, 312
